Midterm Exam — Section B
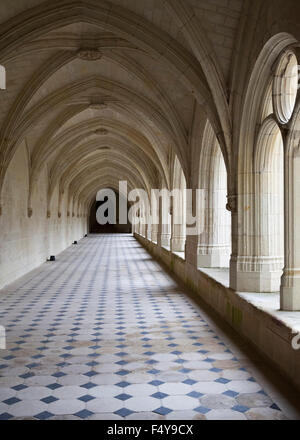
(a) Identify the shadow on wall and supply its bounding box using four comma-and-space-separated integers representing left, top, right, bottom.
89, 191, 132, 233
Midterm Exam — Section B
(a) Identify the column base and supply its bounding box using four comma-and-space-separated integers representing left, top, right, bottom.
280, 271, 300, 310
140, 229, 146, 238
171, 237, 185, 252
197, 253, 230, 268
230, 255, 284, 292
159, 234, 170, 248
151, 231, 158, 243
230, 270, 282, 292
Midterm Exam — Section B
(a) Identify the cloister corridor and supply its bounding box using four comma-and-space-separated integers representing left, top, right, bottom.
1, 0, 300, 424
0, 234, 299, 420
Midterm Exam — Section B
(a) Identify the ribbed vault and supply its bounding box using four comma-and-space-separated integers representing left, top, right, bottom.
0, 0, 244, 219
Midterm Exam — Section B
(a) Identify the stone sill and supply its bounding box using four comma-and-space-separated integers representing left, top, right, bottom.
199, 267, 230, 288
161, 245, 185, 262
237, 291, 300, 333
173, 251, 185, 261
199, 267, 300, 333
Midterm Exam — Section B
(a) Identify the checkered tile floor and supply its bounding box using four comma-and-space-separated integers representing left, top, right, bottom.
0, 234, 289, 419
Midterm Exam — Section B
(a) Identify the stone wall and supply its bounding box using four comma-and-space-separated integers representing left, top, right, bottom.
0, 143, 87, 289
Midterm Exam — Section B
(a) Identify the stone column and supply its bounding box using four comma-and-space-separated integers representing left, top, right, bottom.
157, 191, 171, 248
231, 121, 285, 293
185, 188, 201, 288
140, 207, 146, 237
229, 194, 239, 290
145, 222, 148, 240
146, 211, 152, 240
151, 223, 158, 243
170, 189, 186, 252
185, 235, 198, 268
198, 189, 231, 268
280, 147, 300, 310
151, 194, 158, 243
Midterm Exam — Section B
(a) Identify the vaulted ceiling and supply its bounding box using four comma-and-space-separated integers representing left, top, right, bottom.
0, 0, 244, 212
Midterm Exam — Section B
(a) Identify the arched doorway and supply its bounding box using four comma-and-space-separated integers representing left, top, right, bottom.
89, 189, 132, 233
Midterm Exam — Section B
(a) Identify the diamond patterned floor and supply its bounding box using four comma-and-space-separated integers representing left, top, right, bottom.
0, 234, 292, 419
